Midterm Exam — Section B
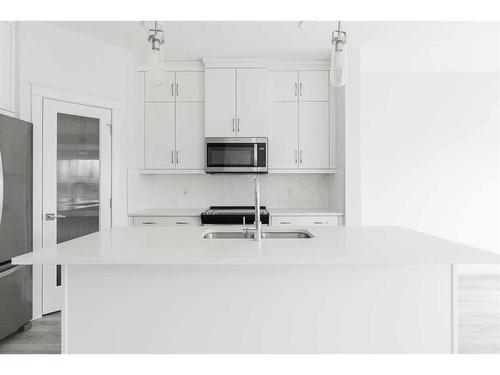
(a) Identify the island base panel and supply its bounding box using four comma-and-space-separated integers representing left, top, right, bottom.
63, 264, 453, 353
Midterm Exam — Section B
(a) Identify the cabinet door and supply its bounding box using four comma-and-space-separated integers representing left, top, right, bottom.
298, 102, 330, 169
144, 102, 176, 169
268, 102, 298, 169
298, 71, 329, 102
144, 71, 176, 101
205, 69, 236, 137
236, 69, 268, 137
0, 22, 12, 112
175, 71, 205, 101
133, 216, 201, 226
175, 102, 205, 170
268, 71, 298, 102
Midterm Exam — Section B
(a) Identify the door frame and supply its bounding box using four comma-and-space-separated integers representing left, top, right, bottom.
31, 84, 120, 319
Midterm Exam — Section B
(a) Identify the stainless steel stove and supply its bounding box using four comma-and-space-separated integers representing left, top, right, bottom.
201, 206, 270, 225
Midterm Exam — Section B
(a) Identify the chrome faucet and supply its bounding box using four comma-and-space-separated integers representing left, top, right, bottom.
242, 176, 262, 241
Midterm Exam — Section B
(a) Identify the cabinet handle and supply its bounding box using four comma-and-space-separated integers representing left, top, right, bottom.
294, 150, 298, 164
313, 221, 324, 225
176, 83, 179, 97
176, 150, 179, 164
232, 118, 235, 132
171, 150, 175, 164
299, 150, 303, 164
280, 221, 291, 225
175, 221, 190, 225
294, 82, 298, 96
142, 222, 156, 225
237, 118, 240, 132
299, 82, 303, 96
171, 83, 174, 97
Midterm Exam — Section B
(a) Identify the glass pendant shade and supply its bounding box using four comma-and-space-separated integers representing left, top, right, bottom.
148, 47, 165, 86
330, 40, 345, 87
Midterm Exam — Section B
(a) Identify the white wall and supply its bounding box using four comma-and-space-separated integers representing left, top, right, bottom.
350, 22, 500, 255
17, 22, 141, 228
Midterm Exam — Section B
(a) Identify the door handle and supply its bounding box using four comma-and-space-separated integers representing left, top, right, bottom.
171, 150, 175, 164
294, 82, 298, 96
176, 150, 179, 164
45, 213, 67, 221
294, 150, 298, 164
299, 150, 303, 164
171, 83, 174, 97
237, 118, 240, 132
232, 118, 235, 132
299, 82, 303, 96
176, 83, 179, 97
175, 221, 190, 225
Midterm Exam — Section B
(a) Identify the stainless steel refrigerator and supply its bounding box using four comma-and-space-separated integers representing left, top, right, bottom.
0, 113, 33, 340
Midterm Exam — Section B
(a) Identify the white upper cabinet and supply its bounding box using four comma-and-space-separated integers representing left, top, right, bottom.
0, 22, 14, 114
205, 69, 236, 137
175, 72, 205, 101
268, 102, 298, 169
298, 71, 329, 102
205, 68, 268, 137
175, 102, 205, 169
144, 102, 176, 169
268, 71, 298, 102
236, 69, 268, 137
298, 102, 330, 169
145, 72, 176, 101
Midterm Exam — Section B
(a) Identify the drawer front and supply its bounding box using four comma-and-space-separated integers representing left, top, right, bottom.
272, 216, 339, 227
133, 216, 201, 226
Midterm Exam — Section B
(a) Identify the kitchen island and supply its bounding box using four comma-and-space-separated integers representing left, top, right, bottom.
13, 226, 500, 354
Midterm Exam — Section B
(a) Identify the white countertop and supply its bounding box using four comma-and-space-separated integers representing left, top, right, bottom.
269, 208, 344, 216
13, 226, 500, 266
128, 208, 206, 217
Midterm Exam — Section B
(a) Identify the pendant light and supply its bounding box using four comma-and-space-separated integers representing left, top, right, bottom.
148, 21, 165, 85
331, 21, 347, 87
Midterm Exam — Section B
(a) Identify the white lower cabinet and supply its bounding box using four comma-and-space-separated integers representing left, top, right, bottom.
132, 216, 201, 226
271, 215, 340, 227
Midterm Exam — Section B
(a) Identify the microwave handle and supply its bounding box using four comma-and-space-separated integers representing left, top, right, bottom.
254, 144, 258, 167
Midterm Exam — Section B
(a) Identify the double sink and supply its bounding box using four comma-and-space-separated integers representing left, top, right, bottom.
203, 230, 313, 239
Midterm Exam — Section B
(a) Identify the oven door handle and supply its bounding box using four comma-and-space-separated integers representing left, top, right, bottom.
253, 143, 258, 167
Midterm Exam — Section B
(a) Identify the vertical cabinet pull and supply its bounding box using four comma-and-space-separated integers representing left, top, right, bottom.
171, 83, 174, 97
294, 82, 298, 96
176, 83, 179, 97
237, 118, 240, 132
299, 150, 303, 164
176, 150, 179, 164
171, 150, 175, 164
299, 82, 303, 96
294, 150, 298, 164
232, 118, 235, 132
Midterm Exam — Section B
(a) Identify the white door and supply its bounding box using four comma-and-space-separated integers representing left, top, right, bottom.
205, 69, 236, 137
298, 71, 330, 102
236, 69, 268, 137
176, 102, 205, 170
268, 71, 298, 102
42, 99, 112, 314
298, 102, 330, 169
268, 102, 298, 169
175, 72, 205, 101
144, 71, 176, 101
144, 102, 176, 169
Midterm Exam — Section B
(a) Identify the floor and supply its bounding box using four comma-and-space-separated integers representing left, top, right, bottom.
0, 275, 498, 354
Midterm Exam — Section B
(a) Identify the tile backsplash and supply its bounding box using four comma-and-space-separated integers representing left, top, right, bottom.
128, 171, 330, 212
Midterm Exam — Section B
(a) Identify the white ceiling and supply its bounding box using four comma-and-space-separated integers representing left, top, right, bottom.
48, 21, 339, 60
48, 21, 499, 71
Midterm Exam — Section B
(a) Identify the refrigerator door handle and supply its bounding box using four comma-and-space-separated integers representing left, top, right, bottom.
0, 145, 3, 226
0, 264, 24, 279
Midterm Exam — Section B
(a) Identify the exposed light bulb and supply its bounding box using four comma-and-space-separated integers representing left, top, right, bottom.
148, 47, 165, 85
330, 40, 345, 87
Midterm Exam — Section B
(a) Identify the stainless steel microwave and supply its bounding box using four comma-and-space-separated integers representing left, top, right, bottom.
206, 137, 268, 173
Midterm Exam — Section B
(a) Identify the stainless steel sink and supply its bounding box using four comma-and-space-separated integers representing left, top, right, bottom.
202, 230, 312, 239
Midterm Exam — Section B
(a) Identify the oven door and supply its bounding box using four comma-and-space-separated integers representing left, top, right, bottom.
206, 138, 267, 173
